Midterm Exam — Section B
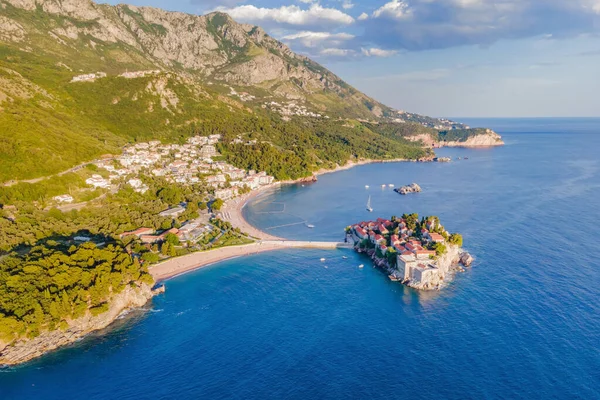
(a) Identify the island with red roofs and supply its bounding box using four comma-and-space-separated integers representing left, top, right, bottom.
346, 214, 473, 290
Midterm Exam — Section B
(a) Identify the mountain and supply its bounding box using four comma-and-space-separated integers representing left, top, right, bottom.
0, 0, 500, 183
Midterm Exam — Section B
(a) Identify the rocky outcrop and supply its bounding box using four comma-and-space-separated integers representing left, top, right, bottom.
440, 129, 504, 147
406, 244, 462, 291
355, 244, 465, 291
0, 283, 156, 366
460, 252, 474, 267
395, 183, 421, 195
406, 129, 504, 148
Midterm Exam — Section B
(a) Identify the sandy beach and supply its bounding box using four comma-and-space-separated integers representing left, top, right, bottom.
148, 242, 288, 281
150, 158, 406, 282
219, 183, 284, 240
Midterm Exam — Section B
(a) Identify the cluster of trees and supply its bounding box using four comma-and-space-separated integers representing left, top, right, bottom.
0, 241, 154, 344
0, 198, 172, 253
217, 118, 430, 180
209, 218, 252, 248
0, 174, 216, 254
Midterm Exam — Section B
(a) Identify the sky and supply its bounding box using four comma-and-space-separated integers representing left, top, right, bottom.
105, 0, 600, 118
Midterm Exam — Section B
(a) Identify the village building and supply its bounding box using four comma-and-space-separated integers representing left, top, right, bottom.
158, 205, 186, 218
85, 174, 111, 189
53, 194, 74, 203
119, 227, 155, 239
200, 145, 218, 158
140, 228, 182, 244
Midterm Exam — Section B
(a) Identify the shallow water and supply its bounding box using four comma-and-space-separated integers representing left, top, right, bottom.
2, 118, 599, 399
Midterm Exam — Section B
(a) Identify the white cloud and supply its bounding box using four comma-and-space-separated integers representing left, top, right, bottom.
282, 31, 355, 48
341, 0, 354, 10
361, 0, 600, 51
357, 12, 369, 21
361, 47, 398, 57
372, 0, 412, 19
217, 4, 354, 30
320, 48, 355, 57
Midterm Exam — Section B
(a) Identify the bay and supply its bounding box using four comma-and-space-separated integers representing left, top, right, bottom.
2, 118, 599, 399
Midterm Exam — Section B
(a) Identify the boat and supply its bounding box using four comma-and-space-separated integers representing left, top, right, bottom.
358, 264, 364, 269
388, 275, 399, 282
320, 258, 326, 262
366, 195, 373, 212
381, 184, 386, 188
306, 224, 315, 229
388, 184, 395, 188
342, 256, 348, 259
365, 185, 370, 189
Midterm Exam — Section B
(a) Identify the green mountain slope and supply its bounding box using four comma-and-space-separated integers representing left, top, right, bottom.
0, 0, 496, 183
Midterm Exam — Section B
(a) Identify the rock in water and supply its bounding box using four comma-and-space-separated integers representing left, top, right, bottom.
460, 252, 474, 267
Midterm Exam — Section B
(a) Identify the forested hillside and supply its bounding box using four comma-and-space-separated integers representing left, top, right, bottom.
0, 0, 491, 183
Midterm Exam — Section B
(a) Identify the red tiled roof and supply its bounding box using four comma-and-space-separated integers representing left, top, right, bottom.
430, 233, 445, 241
120, 227, 154, 238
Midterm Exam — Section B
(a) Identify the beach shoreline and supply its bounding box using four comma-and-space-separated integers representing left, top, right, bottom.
151, 158, 411, 282
220, 158, 413, 236
148, 242, 288, 281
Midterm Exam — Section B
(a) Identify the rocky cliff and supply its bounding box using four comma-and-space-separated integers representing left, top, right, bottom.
0, 283, 155, 366
406, 128, 504, 148
439, 129, 504, 147
407, 245, 462, 291
0, 0, 391, 118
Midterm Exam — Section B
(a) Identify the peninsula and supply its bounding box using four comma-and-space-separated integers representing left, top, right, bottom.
348, 214, 472, 290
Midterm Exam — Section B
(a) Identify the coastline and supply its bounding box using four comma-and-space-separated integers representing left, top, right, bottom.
152, 158, 413, 282
0, 157, 453, 365
220, 158, 413, 240
148, 242, 287, 281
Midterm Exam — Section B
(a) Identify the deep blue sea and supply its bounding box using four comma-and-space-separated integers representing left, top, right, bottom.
2, 118, 600, 399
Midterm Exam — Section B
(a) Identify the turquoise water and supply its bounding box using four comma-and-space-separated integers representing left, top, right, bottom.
2, 118, 600, 399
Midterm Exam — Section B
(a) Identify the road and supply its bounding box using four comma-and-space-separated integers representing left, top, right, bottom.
2, 158, 114, 187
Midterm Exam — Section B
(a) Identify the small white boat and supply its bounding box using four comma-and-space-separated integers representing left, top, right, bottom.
358, 264, 364, 269
365, 185, 370, 189
388, 184, 395, 188
320, 258, 326, 262
381, 184, 386, 188
366, 195, 373, 212
306, 224, 315, 229
342, 256, 348, 259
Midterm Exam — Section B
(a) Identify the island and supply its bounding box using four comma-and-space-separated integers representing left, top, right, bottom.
347, 214, 472, 290
395, 183, 422, 195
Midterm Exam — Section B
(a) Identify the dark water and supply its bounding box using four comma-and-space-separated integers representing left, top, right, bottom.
2, 118, 600, 399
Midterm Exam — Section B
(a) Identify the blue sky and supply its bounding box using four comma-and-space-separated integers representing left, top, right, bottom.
106, 0, 600, 117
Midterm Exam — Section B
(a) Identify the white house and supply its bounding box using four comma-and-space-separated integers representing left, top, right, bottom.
53, 194, 74, 203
